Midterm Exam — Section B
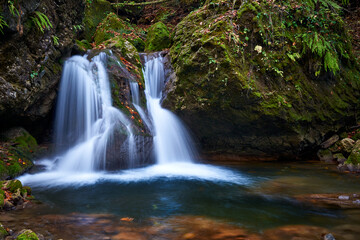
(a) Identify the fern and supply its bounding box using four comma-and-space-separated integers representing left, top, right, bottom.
0, 15, 8, 34
31, 11, 52, 33
324, 51, 339, 74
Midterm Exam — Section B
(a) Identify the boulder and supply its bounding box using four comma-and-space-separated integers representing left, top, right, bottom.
145, 22, 171, 52
340, 138, 355, 153
320, 135, 339, 149
333, 153, 346, 164
317, 149, 334, 163
346, 140, 360, 165
15, 229, 40, 240
164, 0, 360, 160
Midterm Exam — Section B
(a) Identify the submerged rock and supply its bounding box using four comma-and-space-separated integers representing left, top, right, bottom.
295, 193, 360, 209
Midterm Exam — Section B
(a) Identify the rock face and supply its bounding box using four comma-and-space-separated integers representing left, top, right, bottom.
0, 0, 85, 133
164, 0, 360, 160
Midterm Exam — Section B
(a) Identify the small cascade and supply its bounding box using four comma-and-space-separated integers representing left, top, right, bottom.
142, 53, 198, 164
53, 52, 134, 172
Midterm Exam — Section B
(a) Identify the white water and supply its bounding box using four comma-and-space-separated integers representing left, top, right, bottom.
143, 54, 198, 164
19, 52, 247, 187
51, 52, 133, 171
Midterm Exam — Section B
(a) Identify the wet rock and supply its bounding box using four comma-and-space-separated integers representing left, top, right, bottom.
0, 180, 34, 211
346, 140, 360, 165
324, 233, 336, 240
333, 153, 346, 164
14, 229, 40, 240
295, 193, 360, 209
321, 135, 340, 149
340, 138, 355, 153
317, 149, 334, 163
262, 225, 329, 240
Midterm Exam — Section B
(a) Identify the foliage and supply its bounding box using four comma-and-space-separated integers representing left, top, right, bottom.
8, 0, 19, 17
52, 35, 59, 46
31, 11, 52, 33
241, 0, 353, 77
0, 15, 8, 34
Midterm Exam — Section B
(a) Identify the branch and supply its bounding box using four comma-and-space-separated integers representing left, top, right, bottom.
112, 0, 170, 7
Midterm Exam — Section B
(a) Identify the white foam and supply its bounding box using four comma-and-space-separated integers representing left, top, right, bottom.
18, 163, 250, 188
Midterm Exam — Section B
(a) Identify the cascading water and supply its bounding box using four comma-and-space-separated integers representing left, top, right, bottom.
142, 53, 198, 164
52, 52, 133, 172
19, 51, 244, 186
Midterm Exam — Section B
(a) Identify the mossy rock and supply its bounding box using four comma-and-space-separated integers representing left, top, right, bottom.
15, 229, 39, 240
346, 140, 360, 165
83, 0, 112, 42
0, 128, 36, 180
94, 12, 127, 44
5, 179, 23, 192
145, 22, 171, 52
0, 223, 8, 239
164, 0, 360, 159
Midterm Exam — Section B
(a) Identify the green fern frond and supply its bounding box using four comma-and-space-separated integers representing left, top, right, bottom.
324, 51, 339, 74
31, 11, 52, 33
0, 15, 8, 34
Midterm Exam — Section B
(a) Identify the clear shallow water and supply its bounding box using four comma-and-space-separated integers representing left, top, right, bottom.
5, 162, 360, 240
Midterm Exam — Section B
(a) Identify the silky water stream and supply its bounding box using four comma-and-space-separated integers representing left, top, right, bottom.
2, 52, 360, 239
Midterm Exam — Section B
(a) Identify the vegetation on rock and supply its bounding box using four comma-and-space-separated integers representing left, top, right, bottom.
144, 21, 170, 51
0, 128, 37, 180
164, 0, 360, 158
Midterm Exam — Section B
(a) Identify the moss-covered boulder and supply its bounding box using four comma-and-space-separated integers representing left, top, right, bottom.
346, 140, 360, 165
164, 0, 360, 160
145, 22, 171, 52
93, 12, 146, 51
0, 180, 34, 210
83, 0, 112, 42
0, 128, 37, 180
15, 229, 39, 240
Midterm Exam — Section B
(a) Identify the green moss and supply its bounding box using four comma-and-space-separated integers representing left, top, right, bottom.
346, 141, 360, 164
0, 223, 8, 238
6, 179, 22, 192
7, 163, 22, 179
16, 230, 39, 240
145, 22, 171, 52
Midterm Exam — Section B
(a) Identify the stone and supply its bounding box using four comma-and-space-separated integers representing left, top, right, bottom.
262, 225, 329, 240
145, 22, 171, 52
324, 233, 336, 240
15, 229, 39, 240
295, 193, 360, 209
346, 140, 360, 165
321, 135, 340, 149
317, 149, 334, 163
333, 153, 346, 164
340, 138, 355, 153
164, 1, 360, 159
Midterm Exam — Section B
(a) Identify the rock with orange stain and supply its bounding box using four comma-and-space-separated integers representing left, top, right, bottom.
262, 225, 330, 240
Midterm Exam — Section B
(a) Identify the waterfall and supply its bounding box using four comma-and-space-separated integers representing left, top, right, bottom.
53, 52, 133, 172
142, 53, 198, 164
